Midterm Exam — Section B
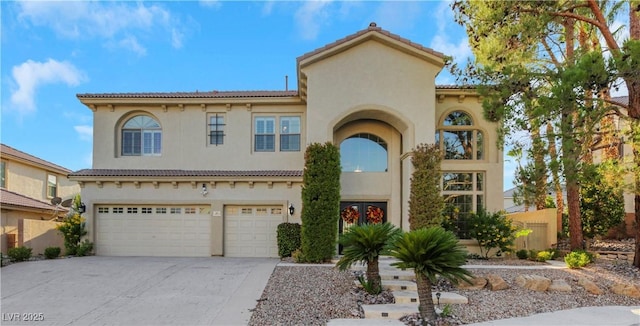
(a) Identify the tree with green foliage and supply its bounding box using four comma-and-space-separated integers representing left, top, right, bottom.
409, 143, 445, 230
336, 223, 401, 294
452, 0, 640, 268
580, 162, 626, 239
300, 142, 341, 263
388, 227, 472, 323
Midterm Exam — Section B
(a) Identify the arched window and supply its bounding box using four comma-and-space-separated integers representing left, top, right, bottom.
436, 111, 483, 160
340, 133, 387, 172
121, 115, 162, 156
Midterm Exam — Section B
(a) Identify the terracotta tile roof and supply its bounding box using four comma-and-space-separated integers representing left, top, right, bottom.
297, 22, 444, 63
611, 96, 629, 107
436, 85, 477, 90
77, 90, 298, 99
1, 144, 72, 174
0, 188, 68, 212
69, 169, 303, 178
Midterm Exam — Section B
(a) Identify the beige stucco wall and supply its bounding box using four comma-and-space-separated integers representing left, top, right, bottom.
509, 208, 558, 250
1, 211, 64, 255
3, 159, 78, 201
302, 40, 439, 148
80, 179, 302, 256
91, 103, 306, 170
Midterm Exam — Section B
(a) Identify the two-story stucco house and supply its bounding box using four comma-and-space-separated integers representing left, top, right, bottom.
69, 24, 503, 258
1, 144, 80, 255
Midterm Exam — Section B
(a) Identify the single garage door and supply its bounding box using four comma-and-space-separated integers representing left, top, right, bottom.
224, 206, 283, 257
95, 205, 211, 257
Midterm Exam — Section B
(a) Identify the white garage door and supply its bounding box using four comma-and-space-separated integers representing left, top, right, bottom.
224, 206, 283, 257
95, 205, 211, 257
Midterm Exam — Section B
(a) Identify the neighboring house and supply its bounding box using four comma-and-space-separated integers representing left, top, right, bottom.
1, 144, 80, 255
69, 24, 503, 258
595, 96, 635, 236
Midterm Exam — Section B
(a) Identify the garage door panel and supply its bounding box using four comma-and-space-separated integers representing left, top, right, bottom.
224, 206, 282, 258
96, 205, 211, 257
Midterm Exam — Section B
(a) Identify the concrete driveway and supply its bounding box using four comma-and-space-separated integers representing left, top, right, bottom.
1, 256, 279, 325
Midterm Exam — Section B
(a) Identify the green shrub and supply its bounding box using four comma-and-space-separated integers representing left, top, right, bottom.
291, 249, 306, 263
516, 249, 528, 260
277, 223, 301, 258
75, 240, 93, 257
44, 246, 61, 259
57, 212, 87, 255
564, 250, 595, 268
468, 209, 518, 258
528, 249, 539, 261
536, 250, 553, 262
300, 142, 341, 262
8, 246, 32, 262
357, 275, 381, 295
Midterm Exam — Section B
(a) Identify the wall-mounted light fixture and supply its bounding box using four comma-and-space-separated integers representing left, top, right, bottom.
78, 202, 86, 214
201, 183, 208, 197
288, 203, 295, 216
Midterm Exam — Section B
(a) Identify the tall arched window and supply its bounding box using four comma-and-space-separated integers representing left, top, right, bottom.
436, 111, 483, 160
340, 133, 388, 172
121, 115, 162, 156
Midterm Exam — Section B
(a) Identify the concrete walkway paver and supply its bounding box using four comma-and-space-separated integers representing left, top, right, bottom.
1, 256, 278, 325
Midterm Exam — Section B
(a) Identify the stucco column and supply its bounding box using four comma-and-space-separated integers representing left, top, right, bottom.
401, 152, 413, 231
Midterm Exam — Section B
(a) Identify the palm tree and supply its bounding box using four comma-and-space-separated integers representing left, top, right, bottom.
388, 227, 472, 323
335, 222, 401, 294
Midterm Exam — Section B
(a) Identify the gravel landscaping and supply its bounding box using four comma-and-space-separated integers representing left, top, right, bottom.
249, 250, 640, 325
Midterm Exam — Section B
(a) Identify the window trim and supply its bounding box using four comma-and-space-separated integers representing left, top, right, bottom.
253, 114, 302, 153
120, 114, 162, 157
279, 116, 301, 152
208, 113, 225, 146
0, 160, 6, 188
46, 174, 57, 198
436, 110, 486, 161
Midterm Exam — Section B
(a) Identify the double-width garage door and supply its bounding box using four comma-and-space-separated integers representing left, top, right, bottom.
95, 205, 211, 257
224, 206, 282, 258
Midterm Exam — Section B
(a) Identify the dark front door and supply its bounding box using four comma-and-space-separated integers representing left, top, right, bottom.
339, 201, 387, 254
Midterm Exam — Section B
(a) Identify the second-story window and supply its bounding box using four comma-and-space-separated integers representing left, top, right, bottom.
209, 114, 225, 145
255, 117, 275, 152
122, 115, 162, 156
280, 116, 300, 151
436, 111, 484, 160
47, 174, 57, 198
0, 161, 5, 188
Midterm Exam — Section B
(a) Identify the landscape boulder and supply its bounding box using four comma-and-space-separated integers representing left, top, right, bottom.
578, 277, 603, 295
515, 274, 551, 292
457, 276, 487, 290
611, 283, 640, 298
548, 279, 572, 292
486, 274, 509, 291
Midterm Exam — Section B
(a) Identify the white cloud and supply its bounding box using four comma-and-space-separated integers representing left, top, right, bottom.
428, 0, 472, 65
430, 35, 471, 62
10, 59, 87, 115
74, 125, 93, 142
262, 1, 276, 16
118, 36, 147, 56
199, 0, 222, 10
16, 1, 186, 52
294, 0, 333, 40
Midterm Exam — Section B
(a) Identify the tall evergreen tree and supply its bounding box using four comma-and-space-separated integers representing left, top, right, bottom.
300, 142, 341, 262
409, 143, 445, 230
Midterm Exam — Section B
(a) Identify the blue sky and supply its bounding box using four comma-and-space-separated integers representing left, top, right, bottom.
2, 0, 518, 189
